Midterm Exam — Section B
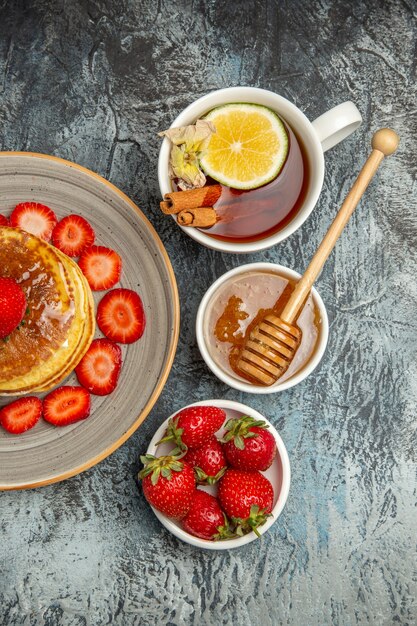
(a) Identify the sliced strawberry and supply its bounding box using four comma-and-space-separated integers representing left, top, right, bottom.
10, 202, 58, 241
52, 215, 95, 257
0, 214, 9, 226
97, 288, 145, 344
0, 397, 42, 435
75, 338, 122, 395
43, 386, 91, 426
78, 245, 122, 291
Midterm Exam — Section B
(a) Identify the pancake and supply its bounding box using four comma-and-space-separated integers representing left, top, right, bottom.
29, 248, 95, 392
0, 226, 95, 395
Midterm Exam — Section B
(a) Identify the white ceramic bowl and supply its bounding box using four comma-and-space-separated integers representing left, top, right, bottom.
158, 86, 361, 254
196, 263, 329, 393
145, 399, 291, 550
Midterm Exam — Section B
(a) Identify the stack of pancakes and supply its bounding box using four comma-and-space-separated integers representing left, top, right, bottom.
0, 226, 95, 395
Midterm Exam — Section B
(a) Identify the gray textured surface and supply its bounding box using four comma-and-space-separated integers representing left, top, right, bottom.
0, 0, 416, 624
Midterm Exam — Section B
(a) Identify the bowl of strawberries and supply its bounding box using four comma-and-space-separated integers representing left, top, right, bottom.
138, 399, 290, 550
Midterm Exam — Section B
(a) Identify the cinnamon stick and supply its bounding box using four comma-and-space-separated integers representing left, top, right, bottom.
160, 184, 222, 214
177, 207, 217, 228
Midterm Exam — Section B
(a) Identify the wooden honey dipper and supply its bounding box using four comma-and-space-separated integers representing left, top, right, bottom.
237, 128, 399, 386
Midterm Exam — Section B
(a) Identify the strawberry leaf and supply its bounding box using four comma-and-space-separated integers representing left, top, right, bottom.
234, 435, 245, 450
138, 454, 185, 484
221, 415, 268, 446
156, 417, 187, 451
214, 514, 240, 541
231, 505, 272, 538
161, 467, 172, 479
194, 465, 227, 485
170, 461, 184, 472
151, 466, 161, 486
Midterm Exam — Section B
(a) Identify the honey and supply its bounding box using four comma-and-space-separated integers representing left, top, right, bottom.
205, 270, 322, 385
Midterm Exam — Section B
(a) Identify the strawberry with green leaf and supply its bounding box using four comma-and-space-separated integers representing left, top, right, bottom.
158, 405, 226, 451
222, 415, 277, 471
218, 469, 274, 537
139, 454, 196, 519
181, 490, 235, 541
184, 436, 227, 485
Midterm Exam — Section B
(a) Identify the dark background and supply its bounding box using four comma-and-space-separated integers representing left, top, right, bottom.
1, 1, 416, 624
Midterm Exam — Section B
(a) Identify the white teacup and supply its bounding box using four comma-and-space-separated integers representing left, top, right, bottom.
158, 86, 362, 253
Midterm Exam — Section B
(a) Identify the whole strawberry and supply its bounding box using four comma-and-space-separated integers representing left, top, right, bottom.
158, 406, 226, 451
181, 490, 234, 541
139, 454, 196, 519
184, 437, 227, 484
218, 469, 274, 536
0, 277, 27, 339
222, 416, 277, 471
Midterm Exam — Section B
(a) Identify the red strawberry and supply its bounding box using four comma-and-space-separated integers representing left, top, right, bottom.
78, 245, 122, 291
139, 454, 196, 519
158, 406, 226, 451
75, 338, 122, 396
43, 386, 91, 427
52, 215, 95, 257
0, 397, 42, 434
10, 202, 57, 241
184, 437, 227, 484
0, 277, 27, 338
181, 490, 234, 540
222, 416, 277, 471
0, 214, 9, 226
96, 288, 145, 344
218, 469, 274, 536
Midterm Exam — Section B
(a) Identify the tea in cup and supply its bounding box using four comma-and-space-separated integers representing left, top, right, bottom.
158, 87, 362, 253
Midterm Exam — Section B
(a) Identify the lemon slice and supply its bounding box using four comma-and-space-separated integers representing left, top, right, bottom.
200, 103, 289, 190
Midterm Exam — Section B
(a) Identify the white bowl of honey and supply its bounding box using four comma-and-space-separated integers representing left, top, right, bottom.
158, 86, 361, 253
196, 263, 329, 393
